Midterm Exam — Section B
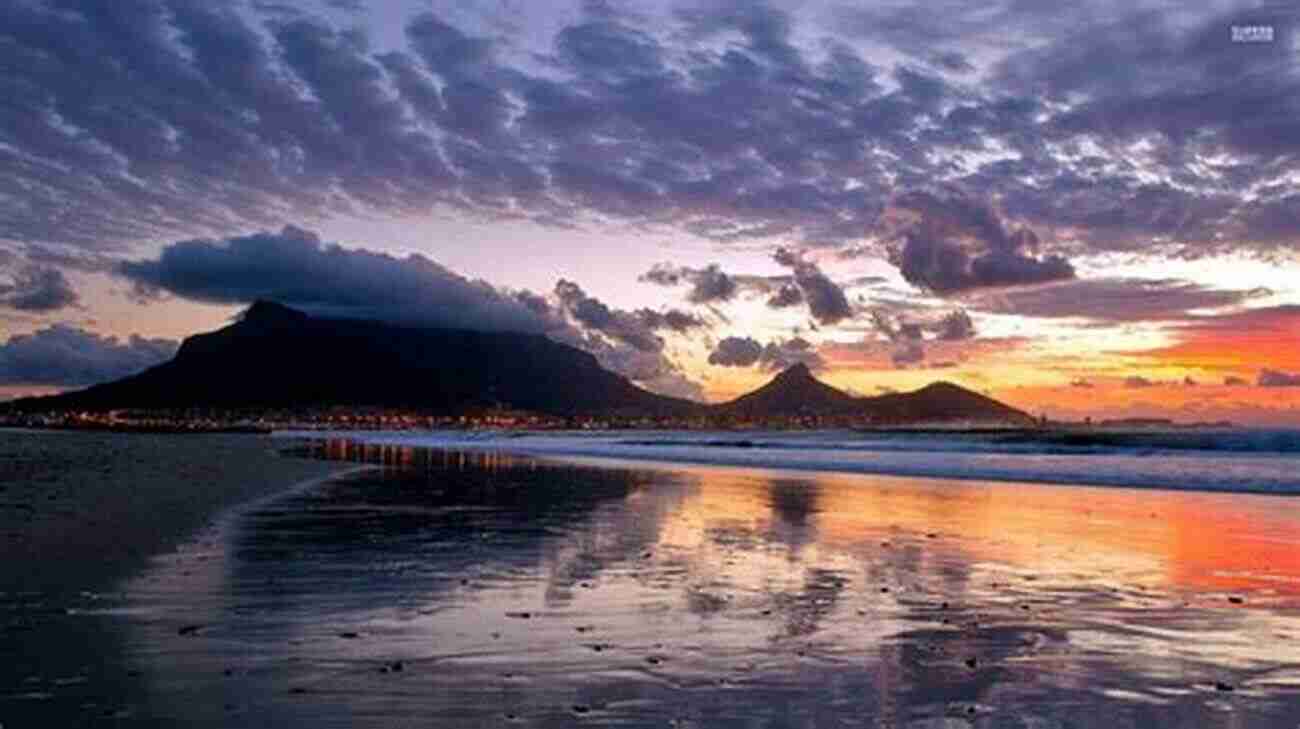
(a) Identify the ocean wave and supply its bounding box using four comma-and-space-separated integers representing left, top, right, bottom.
278, 429, 1300, 496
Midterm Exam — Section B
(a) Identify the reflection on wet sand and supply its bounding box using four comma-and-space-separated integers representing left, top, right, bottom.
122, 443, 1300, 727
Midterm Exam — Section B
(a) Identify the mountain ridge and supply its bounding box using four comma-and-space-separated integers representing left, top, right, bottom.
5, 302, 1036, 426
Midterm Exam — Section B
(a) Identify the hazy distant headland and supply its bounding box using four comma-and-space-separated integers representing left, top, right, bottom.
1, 301, 1038, 431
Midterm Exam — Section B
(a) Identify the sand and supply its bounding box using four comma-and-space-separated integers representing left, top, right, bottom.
0, 430, 353, 727
6, 435, 1300, 727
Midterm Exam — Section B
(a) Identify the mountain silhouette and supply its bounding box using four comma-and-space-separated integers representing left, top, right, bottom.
7, 301, 695, 417
713, 363, 1035, 426
6, 302, 1035, 426
713, 362, 858, 417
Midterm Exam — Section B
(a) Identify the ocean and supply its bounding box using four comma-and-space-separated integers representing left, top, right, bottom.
286, 427, 1300, 495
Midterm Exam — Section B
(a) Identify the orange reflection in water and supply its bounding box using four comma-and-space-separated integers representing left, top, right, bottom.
648, 464, 1300, 600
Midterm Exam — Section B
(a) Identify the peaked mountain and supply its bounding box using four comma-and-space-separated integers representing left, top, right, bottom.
713, 364, 1036, 426
6, 301, 696, 417
713, 363, 858, 417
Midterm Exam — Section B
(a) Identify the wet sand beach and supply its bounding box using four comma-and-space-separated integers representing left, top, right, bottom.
0, 430, 353, 727
8, 438, 1297, 727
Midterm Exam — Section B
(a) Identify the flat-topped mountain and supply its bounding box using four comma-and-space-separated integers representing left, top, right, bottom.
6, 301, 696, 417
6, 302, 1036, 426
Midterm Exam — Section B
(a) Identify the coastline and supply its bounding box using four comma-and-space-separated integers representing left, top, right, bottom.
0, 431, 353, 597
277, 429, 1300, 496
104, 444, 1300, 726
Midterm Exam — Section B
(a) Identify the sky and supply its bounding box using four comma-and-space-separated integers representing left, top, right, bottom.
0, 0, 1299, 424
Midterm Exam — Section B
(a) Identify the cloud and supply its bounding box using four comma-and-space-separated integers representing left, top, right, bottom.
771, 248, 853, 325
116, 226, 549, 333
555, 279, 663, 352
1124, 376, 1156, 389
766, 284, 803, 309
820, 335, 1030, 373
641, 262, 798, 306
970, 278, 1271, 322
888, 190, 1075, 295
934, 309, 975, 341
0, 266, 79, 312
1259, 369, 1300, 388
640, 263, 742, 303
1224, 376, 1247, 386
0, 326, 177, 387
0, 0, 1296, 279
757, 337, 825, 371
636, 308, 707, 333
891, 341, 925, 367
545, 279, 706, 399
708, 336, 763, 367
1070, 378, 1094, 388
866, 306, 975, 366
684, 264, 740, 304
707, 335, 825, 371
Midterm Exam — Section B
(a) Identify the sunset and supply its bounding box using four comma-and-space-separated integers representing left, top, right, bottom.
2, 0, 1300, 726
0, 0, 1297, 424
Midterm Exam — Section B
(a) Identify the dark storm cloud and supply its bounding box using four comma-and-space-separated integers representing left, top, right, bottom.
636, 308, 708, 333
548, 280, 708, 398
0, 0, 1297, 266
889, 190, 1075, 296
0, 266, 79, 312
0, 326, 177, 387
684, 265, 740, 304
116, 226, 550, 333
640, 264, 744, 304
1258, 369, 1300, 388
771, 248, 853, 325
707, 335, 824, 371
554, 279, 663, 352
971, 278, 1271, 322
708, 336, 763, 367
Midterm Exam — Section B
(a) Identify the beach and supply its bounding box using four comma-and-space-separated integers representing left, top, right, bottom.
4, 431, 1300, 727
0, 430, 353, 726
6, 432, 1300, 726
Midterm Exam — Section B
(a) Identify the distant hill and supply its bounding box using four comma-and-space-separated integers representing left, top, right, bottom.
856, 381, 1036, 426
713, 363, 1036, 427
4, 301, 696, 417
5, 302, 1036, 426
713, 363, 858, 417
